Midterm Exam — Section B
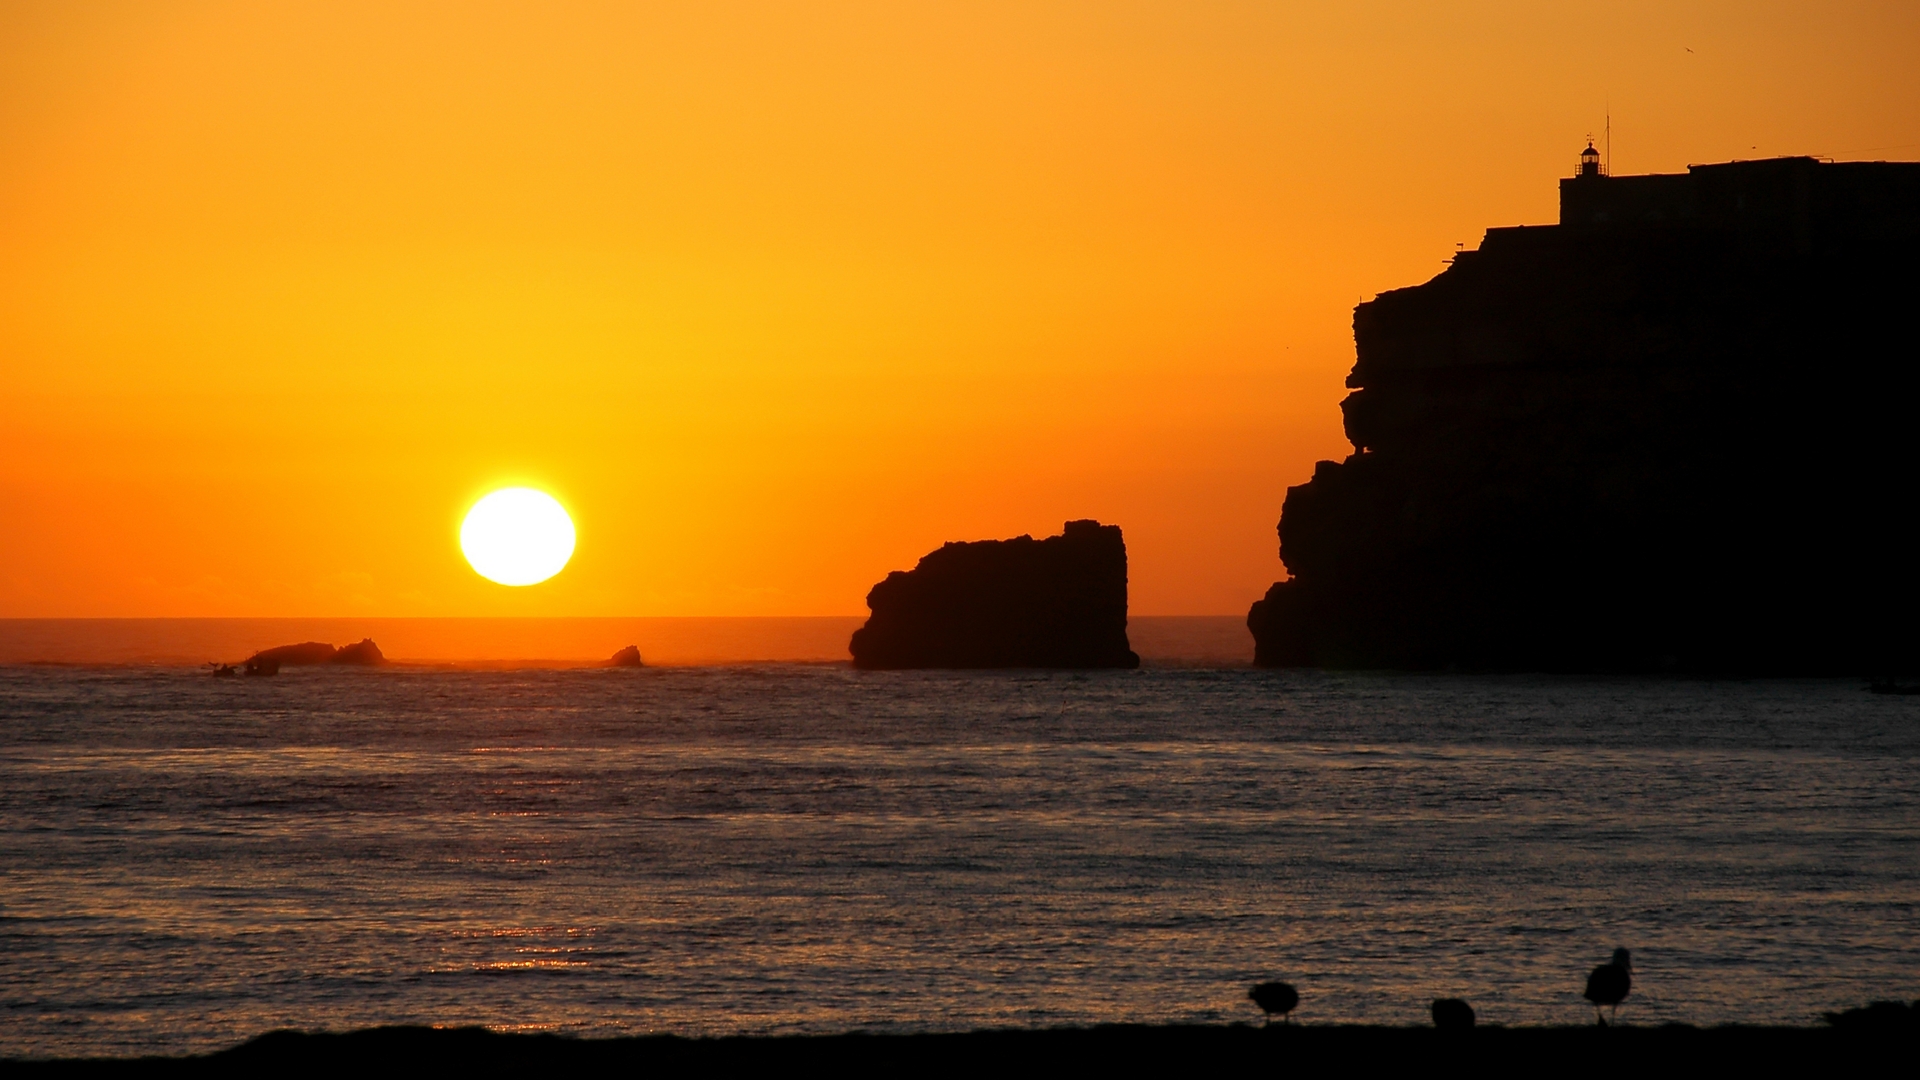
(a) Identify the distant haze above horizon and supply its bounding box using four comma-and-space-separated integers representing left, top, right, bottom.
4, 2, 1915, 617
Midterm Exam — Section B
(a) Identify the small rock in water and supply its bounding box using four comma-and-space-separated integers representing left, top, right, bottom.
331, 639, 385, 665
242, 639, 386, 674
248, 641, 339, 668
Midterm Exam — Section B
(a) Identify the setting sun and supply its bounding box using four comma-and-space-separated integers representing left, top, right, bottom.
460, 488, 576, 587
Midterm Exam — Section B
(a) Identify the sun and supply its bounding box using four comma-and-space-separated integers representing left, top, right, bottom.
460, 487, 576, 586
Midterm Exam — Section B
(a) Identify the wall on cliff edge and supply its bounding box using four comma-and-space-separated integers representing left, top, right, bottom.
851, 520, 1140, 669
1250, 157, 1920, 674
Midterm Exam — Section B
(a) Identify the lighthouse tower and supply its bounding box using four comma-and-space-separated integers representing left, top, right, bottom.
1578, 140, 1604, 178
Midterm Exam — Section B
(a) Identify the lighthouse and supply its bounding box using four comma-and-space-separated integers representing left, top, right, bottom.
1578, 140, 1604, 178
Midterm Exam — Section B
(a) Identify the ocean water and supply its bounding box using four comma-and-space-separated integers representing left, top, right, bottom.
2, 664, 1916, 1057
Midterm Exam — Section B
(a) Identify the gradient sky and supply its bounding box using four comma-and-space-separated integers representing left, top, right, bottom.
3, 1, 1915, 617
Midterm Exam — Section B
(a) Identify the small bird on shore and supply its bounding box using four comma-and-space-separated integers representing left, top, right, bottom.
1249, 981, 1300, 1024
1584, 948, 1632, 1025
1431, 998, 1475, 1029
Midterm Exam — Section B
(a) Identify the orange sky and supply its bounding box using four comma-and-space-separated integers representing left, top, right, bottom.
2, 1, 1915, 617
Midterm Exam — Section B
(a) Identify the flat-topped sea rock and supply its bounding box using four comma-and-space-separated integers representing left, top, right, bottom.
850, 519, 1139, 669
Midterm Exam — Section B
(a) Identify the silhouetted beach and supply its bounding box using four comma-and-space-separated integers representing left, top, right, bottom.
10, 1022, 1909, 1073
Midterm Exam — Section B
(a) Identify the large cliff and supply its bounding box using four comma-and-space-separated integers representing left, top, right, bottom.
1250, 156, 1920, 673
851, 520, 1140, 669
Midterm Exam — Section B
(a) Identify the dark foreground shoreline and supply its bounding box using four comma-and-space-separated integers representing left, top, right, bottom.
9, 1022, 1911, 1075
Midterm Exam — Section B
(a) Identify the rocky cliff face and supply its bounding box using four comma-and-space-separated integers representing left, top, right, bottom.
1251, 156, 1920, 673
851, 520, 1140, 669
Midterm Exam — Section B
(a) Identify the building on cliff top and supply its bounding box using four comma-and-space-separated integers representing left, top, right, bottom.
1558, 147, 1920, 246
1248, 147, 1920, 674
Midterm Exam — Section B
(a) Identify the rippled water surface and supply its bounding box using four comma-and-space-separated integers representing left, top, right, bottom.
3, 665, 1916, 1056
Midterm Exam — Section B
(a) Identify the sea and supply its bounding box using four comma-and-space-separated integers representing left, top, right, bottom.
2, 618, 1916, 1057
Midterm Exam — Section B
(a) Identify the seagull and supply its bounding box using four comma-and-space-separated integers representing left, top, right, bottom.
1584, 948, 1633, 1025
1431, 998, 1476, 1029
1249, 981, 1300, 1025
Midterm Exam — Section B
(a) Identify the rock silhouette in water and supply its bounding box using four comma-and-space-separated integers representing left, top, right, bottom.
608, 645, 644, 667
248, 642, 338, 667
849, 520, 1139, 669
243, 639, 386, 674
334, 634, 385, 661
331, 639, 385, 665
1250, 153, 1920, 673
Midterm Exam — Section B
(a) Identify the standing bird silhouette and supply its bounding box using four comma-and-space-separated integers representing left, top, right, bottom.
1431, 998, 1476, 1029
1249, 981, 1300, 1024
1583, 948, 1633, 1025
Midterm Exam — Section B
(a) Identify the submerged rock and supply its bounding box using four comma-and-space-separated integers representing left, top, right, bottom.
850, 519, 1140, 669
1251, 154, 1920, 673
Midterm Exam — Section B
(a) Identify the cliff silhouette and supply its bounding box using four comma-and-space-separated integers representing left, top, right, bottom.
850, 520, 1140, 669
1251, 153, 1920, 673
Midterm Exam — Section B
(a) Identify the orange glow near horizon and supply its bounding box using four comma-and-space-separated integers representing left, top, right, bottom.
3, 2, 1916, 616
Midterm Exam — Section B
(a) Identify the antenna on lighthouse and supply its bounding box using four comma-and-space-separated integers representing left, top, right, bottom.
1605, 102, 1612, 175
